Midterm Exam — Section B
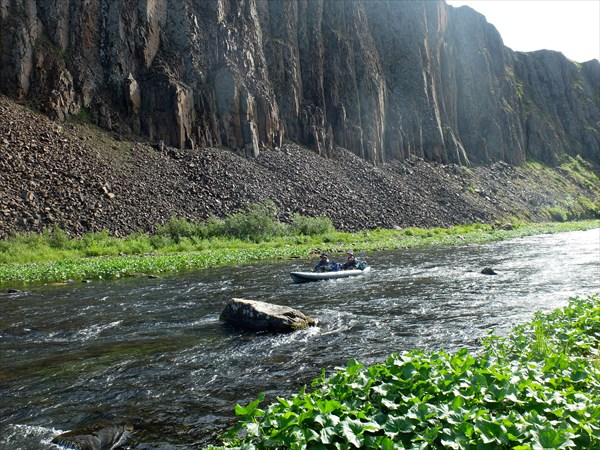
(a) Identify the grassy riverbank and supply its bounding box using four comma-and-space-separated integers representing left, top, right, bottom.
0, 206, 598, 287
208, 294, 599, 449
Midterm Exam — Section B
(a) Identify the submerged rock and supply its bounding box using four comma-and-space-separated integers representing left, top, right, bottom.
220, 298, 317, 333
481, 267, 498, 275
51, 423, 132, 450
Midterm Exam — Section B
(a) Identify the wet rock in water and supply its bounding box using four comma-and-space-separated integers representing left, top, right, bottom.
220, 298, 317, 332
481, 267, 497, 275
51, 423, 132, 450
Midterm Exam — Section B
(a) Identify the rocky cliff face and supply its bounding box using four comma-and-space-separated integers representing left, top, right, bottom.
1, 0, 598, 166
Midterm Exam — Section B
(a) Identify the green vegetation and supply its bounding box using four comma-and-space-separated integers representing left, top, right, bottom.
515, 81, 525, 100
75, 107, 92, 123
523, 155, 600, 221
208, 295, 600, 449
0, 201, 598, 287
559, 155, 600, 195
546, 206, 569, 222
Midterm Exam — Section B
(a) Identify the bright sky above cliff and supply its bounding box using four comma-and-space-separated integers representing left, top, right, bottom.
446, 0, 600, 63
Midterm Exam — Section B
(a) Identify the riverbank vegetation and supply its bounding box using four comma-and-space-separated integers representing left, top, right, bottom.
208, 295, 599, 449
0, 202, 598, 287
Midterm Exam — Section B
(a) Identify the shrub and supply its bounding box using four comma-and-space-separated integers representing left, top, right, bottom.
289, 213, 335, 236
122, 231, 153, 255
576, 195, 599, 219
156, 216, 200, 242
218, 201, 288, 242
547, 206, 568, 222
149, 234, 175, 250
43, 225, 71, 249
11, 231, 46, 247
84, 244, 118, 257
81, 230, 115, 248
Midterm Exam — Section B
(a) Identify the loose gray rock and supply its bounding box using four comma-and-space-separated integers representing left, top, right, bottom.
0, 96, 597, 241
220, 298, 317, 333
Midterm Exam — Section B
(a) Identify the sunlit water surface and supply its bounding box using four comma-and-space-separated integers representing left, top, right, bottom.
1, 229, 598, 448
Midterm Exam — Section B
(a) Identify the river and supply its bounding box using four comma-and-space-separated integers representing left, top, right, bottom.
1, 228, 599, 449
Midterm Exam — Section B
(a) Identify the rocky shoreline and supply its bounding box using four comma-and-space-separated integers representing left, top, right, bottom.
0, 96, 597, 240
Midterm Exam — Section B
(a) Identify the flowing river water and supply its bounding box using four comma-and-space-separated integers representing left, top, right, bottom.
1, 229, 599, 449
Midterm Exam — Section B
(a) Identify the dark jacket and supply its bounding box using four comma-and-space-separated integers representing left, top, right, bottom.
314, 259, 331, 272
342, 256, 357, 270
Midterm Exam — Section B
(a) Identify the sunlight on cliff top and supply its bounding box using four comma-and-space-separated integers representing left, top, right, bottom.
447, 0, 600, 63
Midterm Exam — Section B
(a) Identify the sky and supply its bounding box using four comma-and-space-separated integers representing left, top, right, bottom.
445, 0, 600, 63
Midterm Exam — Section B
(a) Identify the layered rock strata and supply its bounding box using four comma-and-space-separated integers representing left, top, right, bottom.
1, 1, 597, 166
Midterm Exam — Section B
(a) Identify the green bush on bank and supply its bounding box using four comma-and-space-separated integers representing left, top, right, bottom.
154, 203, 335, 243
208, 295, 600, 449
153, 202, 334, 243
290, 213, 336, 236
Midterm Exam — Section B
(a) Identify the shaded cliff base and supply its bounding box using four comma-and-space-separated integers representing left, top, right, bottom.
1, 96, 598, 240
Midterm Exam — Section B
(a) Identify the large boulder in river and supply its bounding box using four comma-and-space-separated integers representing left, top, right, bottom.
220, 298, 317, 333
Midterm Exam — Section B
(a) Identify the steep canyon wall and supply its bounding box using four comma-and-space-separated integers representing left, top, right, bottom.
1, 0, 598, 166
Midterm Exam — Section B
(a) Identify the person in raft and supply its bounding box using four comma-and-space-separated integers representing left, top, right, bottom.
341, 250, 357, 270
314, 253, 332, 272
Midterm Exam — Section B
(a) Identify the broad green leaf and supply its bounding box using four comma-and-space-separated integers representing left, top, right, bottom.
345, 359, 364, 376
315, 399, 342, 414
377, 436, 399, 450
387, 417, 416, 433
235, 392, 265, 419
570, 369, 588, 382
372, 382, 394, 397
314, 412, 341, 428
440, 432, 469, 450
476, 419, 507, 444
535, 427, 576, 449
402, 363, 417, 380
276, 397, 292, 408
303, 427, 319, 443
341, 419, 362, 448
451, 394, 465, 410
319, 425, 337, 444
381, 397, 400, 410
245, 422, 260, 437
